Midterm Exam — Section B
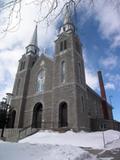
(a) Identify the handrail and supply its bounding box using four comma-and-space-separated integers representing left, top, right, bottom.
19, 124, 32, 132
18, 124, 39, 140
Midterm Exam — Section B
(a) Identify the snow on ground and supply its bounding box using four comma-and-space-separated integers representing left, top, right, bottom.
0, 142, 97, 160
0, 130, 120, 160
19, 130, 120, 149
106, 138, 120, 150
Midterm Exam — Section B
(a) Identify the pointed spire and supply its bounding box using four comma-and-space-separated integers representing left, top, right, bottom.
63, 5, 72, 25
26, 25, 39, 55
59, 4, 75, 34
30, 25, 38, 47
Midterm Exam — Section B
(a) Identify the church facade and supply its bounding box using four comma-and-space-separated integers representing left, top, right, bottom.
9, 7, 118, 132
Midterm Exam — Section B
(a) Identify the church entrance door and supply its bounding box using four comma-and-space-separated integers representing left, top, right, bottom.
32, 103, 43, 128
11, 110, 16, 128
59, 102, 68, 127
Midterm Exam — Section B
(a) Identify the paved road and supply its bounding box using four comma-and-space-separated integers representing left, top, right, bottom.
82, 147, 120, 160
98, 148, 120, 160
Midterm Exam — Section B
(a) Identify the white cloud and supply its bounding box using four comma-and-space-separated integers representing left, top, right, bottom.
105, 82, 115, 90
94, 1, 120, 39
100, 54, 118, 69
0, 0, 59, 100
109, 74, 120, 84
83, 48, 99, 91
81, 0, 120, 48
0, 48, 24, 100
105, 73, 120, 90
85, 68, 99, 90
0, 0, 120, 101
111, 35, 120, 48
95, 1, 120, 37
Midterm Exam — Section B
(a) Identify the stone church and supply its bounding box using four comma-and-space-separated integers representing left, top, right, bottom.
9, 6, 119, 132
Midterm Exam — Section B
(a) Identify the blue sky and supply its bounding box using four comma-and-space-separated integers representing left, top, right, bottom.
0, 0, 120, 121
81, 20, 120, 121
76, 2, 120, 121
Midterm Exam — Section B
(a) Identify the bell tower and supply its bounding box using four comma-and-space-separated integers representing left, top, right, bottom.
53, 5, 89, 131
59, 5, 75, 34
26, 25, 39, 55
54, 4, 86, 87
11, 26, 39, 128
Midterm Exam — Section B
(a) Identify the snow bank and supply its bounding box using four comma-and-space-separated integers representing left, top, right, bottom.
19, 130, 120, 149
0, 130, 120, 160
0, 140, 4, 143
0, 143, 97, 160
106, 139, 120, 150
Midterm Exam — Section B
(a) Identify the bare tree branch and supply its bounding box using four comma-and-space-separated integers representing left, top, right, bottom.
0, 0, 120, 37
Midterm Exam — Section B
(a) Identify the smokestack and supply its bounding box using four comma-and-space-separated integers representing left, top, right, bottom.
97, 71, 107, 101
97, 71, 109, 120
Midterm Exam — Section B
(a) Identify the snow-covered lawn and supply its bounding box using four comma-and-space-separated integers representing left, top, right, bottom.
0, 143, 96, 160
20, 130, 120, 149
0, 130, 120, 160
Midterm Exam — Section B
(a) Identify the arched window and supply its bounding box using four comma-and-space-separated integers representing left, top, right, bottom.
16, 79, 21, 95
32, 103, 43, 128
11, 110, 16, 128
7, 110, 16, 128
81, 96, 85, 112
59, 102, 68, 127
78, 63, 82, 83
36, 69, 45, 93
20, 61, 25, 71
64, 40, 67, 50
60, 40, 67, 52
61, 61, 65, 83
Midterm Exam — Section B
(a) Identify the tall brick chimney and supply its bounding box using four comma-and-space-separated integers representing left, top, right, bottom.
97, 71, 109, 120
98, 71, 107, 101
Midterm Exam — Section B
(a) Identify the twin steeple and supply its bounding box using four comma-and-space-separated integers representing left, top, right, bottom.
26, 25, 39, 55
64, 5, 73, 25
26, 4, 75, 54
60, 4, 75, 34
30, 25, 38, 47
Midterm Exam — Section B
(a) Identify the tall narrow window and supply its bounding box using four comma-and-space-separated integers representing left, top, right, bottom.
64, 40, 67, 50
37, 69, 45, 93
16, 79, 20, 95
60, 41, 63, 51
61, 61, 65, 83
78, 63, 82, 83
60, 40, 67, 52
76, 41, 80, 52
63, 27, 66, 31
11, 110, 16, 128
20, 63, 22, 71
23, 61, 25, 69
20, 61, 25, 71
81, 96, 85, 112
95, 101, 99, 116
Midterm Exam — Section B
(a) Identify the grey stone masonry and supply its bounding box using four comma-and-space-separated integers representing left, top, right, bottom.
9, 5, 118, 133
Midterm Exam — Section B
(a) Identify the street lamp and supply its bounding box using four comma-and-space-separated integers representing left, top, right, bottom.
0, 93, 13, 138
6, 93, 13, 106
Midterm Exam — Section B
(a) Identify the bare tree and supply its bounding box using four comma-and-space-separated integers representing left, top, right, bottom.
0, 0, 120, 36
